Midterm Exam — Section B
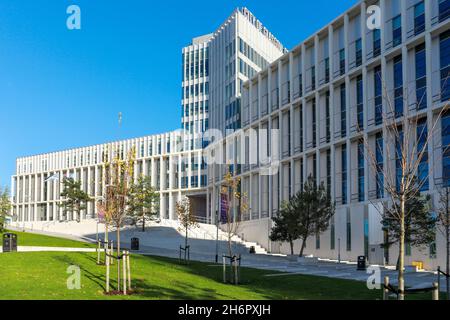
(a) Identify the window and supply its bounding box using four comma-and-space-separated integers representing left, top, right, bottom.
358, 140, 365, 202
415, 43, 427, 110
374, 66, 382, 125
376, 132, 384, 199
439, 0, 450, 23
311, 66, 316, 91
443, 111, 450, 187
414, 1, 425, 36
340, 84, 346, 137
312, 99, 317, 148
440, 30, 450, 102
326, 91, 331, 143
355, 38, 362, 67
325, 57, 330, 83
364, 217, 369, 257
393, 55, 404, 117
330, 218, 335, 250
326, 149, 331, 195
417, 118, 429, 191
342, 144, 348, 205
356, 75, 364, 130
373, 29, 381, 58
346, 211, 351, 251
339, 48, 346, 75
392, 15, 402, 47
316, 234, 320, 250
396, 126, 404, 192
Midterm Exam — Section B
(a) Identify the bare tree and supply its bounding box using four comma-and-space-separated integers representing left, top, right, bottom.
98, 145, 135, 293
176, 197, 199, 250
363, 72, 449, 300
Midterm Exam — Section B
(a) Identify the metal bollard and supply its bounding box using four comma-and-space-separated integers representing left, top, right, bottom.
432, 282, 439, 301
123, 250, 127, 295
383, 276, 390, 300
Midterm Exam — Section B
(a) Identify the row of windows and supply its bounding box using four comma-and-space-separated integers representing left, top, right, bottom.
183, 82, 209, 99
182, 47, 210, 81
238, 37, 269, 70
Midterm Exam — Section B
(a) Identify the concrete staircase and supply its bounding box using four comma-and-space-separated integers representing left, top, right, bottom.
159, 219, 268, 255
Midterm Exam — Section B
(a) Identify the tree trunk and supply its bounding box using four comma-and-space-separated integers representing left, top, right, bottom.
289, 240, 294, 256
299, 236, 307, 257
228, 235, 232, 258
142, 214, 145, 232
398, 196, 406, 300
185, 228, 188, 249
117, 227, 121, 291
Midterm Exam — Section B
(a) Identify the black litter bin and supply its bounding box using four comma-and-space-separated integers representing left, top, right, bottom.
3, 233, 17, 252
357, 256, 367, 270
131, 237, 139, 251
249, 246, 256, 254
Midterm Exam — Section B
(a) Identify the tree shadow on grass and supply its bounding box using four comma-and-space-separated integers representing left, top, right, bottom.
52, 253, 107, 292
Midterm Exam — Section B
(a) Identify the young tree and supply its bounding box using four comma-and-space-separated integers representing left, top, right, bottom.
221, 170, 249, 258
59, 177, 91, 222
176, 197, 199, 249
437, 187, 450, 300
270, 200, 300, 256
362, 73, 449, 299
0, 187, 11, 233
101, 145, 135, 293
296, 175, 335, 257
381, 190, 436, 268
127, 175, 159, 232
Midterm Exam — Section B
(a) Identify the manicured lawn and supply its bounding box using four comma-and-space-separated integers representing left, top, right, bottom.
0, 251, 386, 300
1, 230, 95, 248
0, 231, 432, 300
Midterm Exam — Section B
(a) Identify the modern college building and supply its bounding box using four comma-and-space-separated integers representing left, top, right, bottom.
10, 1, 450, 269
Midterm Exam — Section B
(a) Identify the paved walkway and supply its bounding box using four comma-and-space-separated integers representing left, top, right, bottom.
5, 227, 448, 294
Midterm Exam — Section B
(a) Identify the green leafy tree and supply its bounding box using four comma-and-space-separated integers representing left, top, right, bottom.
59, 177, 91, 222
296, 175, 335, 257
127, 175, 160, 232
437, 187, 450, 300
381, 189, 436, 269
270, 200, 301, 256
0, 187, 12, 232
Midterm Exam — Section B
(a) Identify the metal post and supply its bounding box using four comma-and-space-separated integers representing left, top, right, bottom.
97, 240, 101, 264
122, 251, 127, 295
383, 276, 389, 300
432, 282, 439, 300
338, 238, 341, 263
222, 255, 226, 283
215, 210, 219, 263
438, 266, 441, 296
234, 256, 238, 285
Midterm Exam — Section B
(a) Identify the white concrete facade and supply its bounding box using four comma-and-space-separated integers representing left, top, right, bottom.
11, 1, 450, 270
208, 0, 450, 270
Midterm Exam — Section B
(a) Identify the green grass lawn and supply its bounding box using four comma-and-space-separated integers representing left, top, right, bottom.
0, 251, 387, 300
0, 231, 432, 300
1, 230, 95, 248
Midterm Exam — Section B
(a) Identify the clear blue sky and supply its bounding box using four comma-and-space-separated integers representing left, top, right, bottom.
0, 0, 358, 187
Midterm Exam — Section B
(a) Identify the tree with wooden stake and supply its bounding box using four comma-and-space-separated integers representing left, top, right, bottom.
176, 197, 199, 263
437, 186, 450, 300
0, 187, 11, 233
219, 170, 249, 285
362, 71, 449, 300
270, 200, 301, 256
59, 177, 91, 222
127, 175, 159, 232
101, 145, 135, 295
